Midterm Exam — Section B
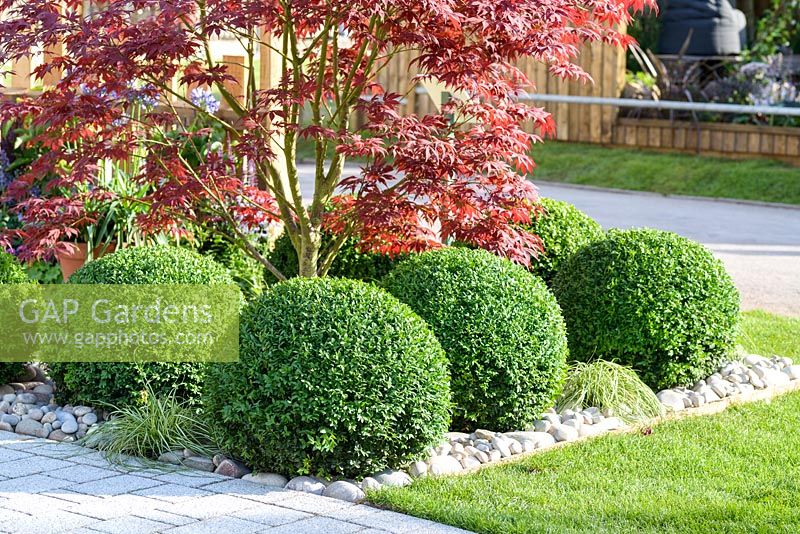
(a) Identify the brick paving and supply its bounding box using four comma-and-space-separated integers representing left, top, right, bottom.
0, 431, 471, 534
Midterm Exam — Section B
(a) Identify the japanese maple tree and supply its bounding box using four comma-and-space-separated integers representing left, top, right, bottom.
0, 0, 651, 279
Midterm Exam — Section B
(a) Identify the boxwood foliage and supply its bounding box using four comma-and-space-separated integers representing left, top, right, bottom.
197, 234, 269, 299
0, 252, 29, 384
552, 228, 740, 390
523, 198, 604, 283
266, 229, 400, 283
383, 247, 569, 431
48, 246, 235, 408
204, 277, 451, 479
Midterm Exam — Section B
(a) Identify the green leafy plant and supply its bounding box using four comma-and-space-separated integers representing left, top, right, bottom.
553, 228, 740, 390
81, 159, 153, 255
383, 247, 568, 431
749, 0, 800, 59
197, 233, 270, 298
81, 383, 218, 462
48, 246, 234, 408
0, 251, 28, 284
557, 360, 664, 423
522, 198, 604, 283
625, 71, 658, 90
0, 251, 29, 384
72, 88, 158, 257
25, 260, 63, 284
204, 278, 451, 479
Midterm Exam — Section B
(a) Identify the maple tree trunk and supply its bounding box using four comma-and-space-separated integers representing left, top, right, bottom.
297, 230, 322, 278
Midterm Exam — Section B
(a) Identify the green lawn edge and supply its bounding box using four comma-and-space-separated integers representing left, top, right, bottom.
370, 311, 800, 533
296, 138, 800, 206
529, 142, 800, 206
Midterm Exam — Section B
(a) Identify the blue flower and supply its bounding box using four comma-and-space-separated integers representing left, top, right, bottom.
132, 84, 160, 109
0, 147, 10, 192
190, 88, 221, 115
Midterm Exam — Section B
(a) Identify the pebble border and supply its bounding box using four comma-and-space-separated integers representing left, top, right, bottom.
1, 353, 797, 505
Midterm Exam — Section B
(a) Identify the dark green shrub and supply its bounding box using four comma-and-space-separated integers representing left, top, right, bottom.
205, 278, 451, 479
383, 247, 569, 431
523, 198, 604, 282
552, 228, 740, 390
64, 245, 233, 285
48, 246, 234, 407
0, 251, 28, 384
198, 234, 268, 298
267, 230, 399, 282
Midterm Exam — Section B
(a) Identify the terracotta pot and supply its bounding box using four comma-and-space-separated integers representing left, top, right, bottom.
56, 242, 116, 282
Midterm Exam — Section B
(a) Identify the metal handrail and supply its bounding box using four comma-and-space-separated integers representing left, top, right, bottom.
516, 93, 800, 117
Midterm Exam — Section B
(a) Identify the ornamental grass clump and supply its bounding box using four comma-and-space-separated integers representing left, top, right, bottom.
81, 384, 217, 462
204, 278, 451, 479
557, 360, 664, 423
383, 247, 568, 431
553, 228, 740, 390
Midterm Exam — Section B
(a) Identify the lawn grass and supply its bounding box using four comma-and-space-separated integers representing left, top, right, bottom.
530, 142, 800, 205
738, 310, 800, 359
371, 311, 800, 533
296, 138, 800, 205
372, 390, 800, 533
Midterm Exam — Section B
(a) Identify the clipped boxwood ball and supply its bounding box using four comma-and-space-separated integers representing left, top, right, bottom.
0, 252, 29, 384
523, 198, 604, 282
65, 245, 233, 285
552, 228, 740, 390
266, 230, 399, 283
383, 247, 569, 431
48, 246, 235, 407
205, 278, 451, 479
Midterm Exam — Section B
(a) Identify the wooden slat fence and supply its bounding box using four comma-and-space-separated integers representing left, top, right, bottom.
5, 32, 800, 165
376, 42, 627, 144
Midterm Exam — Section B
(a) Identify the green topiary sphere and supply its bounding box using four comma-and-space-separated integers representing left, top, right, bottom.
266, 230, 399, 283
523, 198, 604, 282
383, 247, 569, 431
0, 251, 29, 384
204, 277, 451, 479
48, 246, 234, 407
552, 228, 740, 390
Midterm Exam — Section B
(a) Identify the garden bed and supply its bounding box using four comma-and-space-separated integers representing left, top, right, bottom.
1, 349, 798, 507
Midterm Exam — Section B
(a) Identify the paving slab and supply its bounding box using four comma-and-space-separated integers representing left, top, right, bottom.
0, 433, 470, 533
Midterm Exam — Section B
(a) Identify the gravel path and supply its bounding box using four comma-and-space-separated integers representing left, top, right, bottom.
0, 431, 470, 534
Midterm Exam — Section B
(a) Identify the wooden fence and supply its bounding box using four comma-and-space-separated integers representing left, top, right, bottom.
376, 41, 800, 165
377, 43, 628, 145
6, 35, 800, 165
